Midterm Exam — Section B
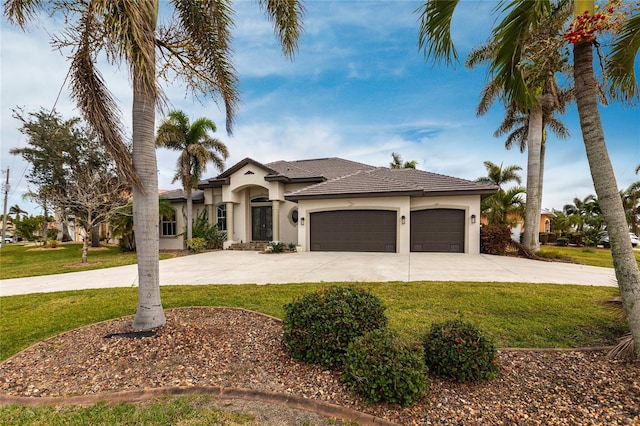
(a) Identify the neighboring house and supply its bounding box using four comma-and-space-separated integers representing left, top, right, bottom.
482, 209, 556, 242
160, 157, 497, 253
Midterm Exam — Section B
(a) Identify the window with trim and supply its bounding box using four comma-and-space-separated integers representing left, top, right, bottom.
217, 204, 227, 231
161, 210, 177, 237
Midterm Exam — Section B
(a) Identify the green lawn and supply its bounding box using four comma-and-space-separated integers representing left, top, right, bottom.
0, 243, 174, 279
538, 244, 640, 268
0, 281, 624, 361
0, 395, 257, 425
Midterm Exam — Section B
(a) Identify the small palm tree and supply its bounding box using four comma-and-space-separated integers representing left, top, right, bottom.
482, 186, 526, 227
621, 181, 640, 235
9, 204, 27, 222
389, 152, 417, 169
156, 111, 229, 241
476, 161, 522, 191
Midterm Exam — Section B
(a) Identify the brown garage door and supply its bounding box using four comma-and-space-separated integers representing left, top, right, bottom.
310, 210, 397, 252
411, 209, 464, 252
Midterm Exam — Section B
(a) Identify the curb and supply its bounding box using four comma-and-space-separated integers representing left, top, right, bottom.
0, 386, 399, 426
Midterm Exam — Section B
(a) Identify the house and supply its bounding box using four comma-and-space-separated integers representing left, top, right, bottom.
159, 157, 498, 253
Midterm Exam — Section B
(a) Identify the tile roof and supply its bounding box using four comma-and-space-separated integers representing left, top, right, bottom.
197, 156, 497, 199
265, 158, 376, 181
285, 167, 497, 200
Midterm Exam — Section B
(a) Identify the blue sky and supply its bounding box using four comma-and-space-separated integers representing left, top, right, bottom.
1, 0, 638, 217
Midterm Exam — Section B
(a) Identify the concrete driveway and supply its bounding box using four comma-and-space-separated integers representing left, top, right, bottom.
0, 251, 618, 297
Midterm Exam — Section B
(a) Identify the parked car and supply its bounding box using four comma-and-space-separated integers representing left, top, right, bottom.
599, 232, 639, 248
3, 235, 12, 243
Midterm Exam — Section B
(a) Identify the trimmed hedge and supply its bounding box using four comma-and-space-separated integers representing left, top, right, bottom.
282, 286, 387, 368
342, 329, 428, 407
423, 319, 500, 383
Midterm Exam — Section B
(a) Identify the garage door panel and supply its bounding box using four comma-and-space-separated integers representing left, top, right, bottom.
310, 210, 396, 252
411, 209, 464, 253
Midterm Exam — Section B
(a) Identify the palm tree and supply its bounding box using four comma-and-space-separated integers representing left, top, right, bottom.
417, 0, 640, 359
9, 204, 27, 222
564, 195, 597, 232
5, 0, 304, 330
476, 161, 522, 191
156, 110, 229, 242
621, 181, 640, 235
390, 152, 417, 169
464, 3, 571, 253
482, 186, 526, 226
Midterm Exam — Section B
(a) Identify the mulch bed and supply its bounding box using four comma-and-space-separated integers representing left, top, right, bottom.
0, 307, 639, 425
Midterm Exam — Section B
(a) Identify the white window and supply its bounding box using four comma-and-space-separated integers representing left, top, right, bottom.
217, 204, 227, 231
161, 210, 177, 237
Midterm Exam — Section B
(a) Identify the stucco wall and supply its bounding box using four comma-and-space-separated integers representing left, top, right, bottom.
295, 194, 481, 254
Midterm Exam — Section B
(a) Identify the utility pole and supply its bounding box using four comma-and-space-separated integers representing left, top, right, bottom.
1, 168, 9, 246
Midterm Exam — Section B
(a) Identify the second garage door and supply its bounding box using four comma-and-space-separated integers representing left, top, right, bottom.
411, 209, 464, 252
310, 210, 397, 252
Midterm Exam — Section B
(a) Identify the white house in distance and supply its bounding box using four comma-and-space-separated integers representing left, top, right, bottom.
159, 157, 498, 254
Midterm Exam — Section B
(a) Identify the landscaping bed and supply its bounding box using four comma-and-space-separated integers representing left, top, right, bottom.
1, 307, 638, 424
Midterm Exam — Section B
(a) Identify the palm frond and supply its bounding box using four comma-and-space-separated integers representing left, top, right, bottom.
69, 4, 139, 187
170, 0, 239, 133
3, 0, 43, 28
491, 1, 550, 110
259, 0, 305, 59
417, 0, 461, 66
607, 13, 640, 103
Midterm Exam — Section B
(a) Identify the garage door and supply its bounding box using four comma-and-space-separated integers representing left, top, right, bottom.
310, 210, 397, 252
411, 209, 464, 252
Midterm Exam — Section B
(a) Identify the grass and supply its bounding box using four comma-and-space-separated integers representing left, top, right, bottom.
538, 245, 640, 268
0, 281, 624, 361
0, 395, 257, 425
0, 243, 174, 279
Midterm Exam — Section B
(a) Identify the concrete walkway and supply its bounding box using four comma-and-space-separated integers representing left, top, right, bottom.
0, 251, 618, 297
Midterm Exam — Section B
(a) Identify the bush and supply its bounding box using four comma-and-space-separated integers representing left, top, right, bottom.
423, 319, 499, 383
186, 237, 207, 253
480, 224, 512, 255
342, 329, 428, 407
266, 241, 286, 253
283, 286, 388, 368
556, 236, 569, 246
191, 210, 226, 249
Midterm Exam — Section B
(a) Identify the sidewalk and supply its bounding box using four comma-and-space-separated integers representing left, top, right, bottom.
0, 251, 618, 297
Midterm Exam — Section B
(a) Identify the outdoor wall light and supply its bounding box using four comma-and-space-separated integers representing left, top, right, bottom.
401, 215, 406, 225
471, 214, 476, 224
300, 217, 305, 225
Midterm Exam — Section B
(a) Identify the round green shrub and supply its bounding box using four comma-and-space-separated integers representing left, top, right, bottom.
342, 329, 428, 407
423, 319, 500, 383
283, 286, 387, 368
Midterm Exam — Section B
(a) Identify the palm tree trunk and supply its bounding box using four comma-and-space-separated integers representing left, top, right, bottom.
538, 141, 546, 231
523, 106, 543, 252
574, 41, 640, 360
131, 14, 165, 329
186, 188, 193, 242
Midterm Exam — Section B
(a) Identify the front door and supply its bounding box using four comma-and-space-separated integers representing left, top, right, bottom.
252, 206, 272, 241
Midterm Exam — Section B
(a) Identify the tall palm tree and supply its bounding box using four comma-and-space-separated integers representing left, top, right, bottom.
464, 3, 571, 253
417, 0, 640, 359
156, 110, 229, 241
476, 160, 522, 191
5, 0, 304, 330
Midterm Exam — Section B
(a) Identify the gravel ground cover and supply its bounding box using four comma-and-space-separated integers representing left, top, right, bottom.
1, 307, 639, 425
